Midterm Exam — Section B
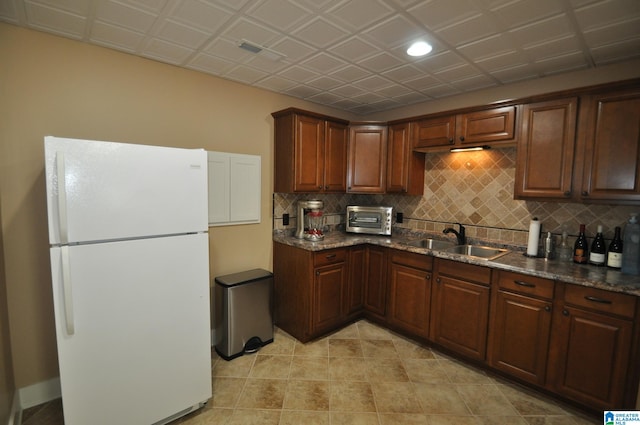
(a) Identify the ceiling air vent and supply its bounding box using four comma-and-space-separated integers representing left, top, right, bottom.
238, 40, 285, 61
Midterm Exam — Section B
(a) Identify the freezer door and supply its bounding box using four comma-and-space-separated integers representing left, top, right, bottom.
50, 233, 211, 425
45, 136, 208, 245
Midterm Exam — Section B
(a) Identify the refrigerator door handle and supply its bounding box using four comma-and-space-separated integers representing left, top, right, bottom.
61, 246, 75, 335
56, 152, 69, 244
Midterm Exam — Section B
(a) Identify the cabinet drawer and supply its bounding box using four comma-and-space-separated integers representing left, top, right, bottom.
563, 284, 636, 319
497, 271, 554, 300
390, 249, 433, 271
436, 258, 491, 285
314, 248, 347, 267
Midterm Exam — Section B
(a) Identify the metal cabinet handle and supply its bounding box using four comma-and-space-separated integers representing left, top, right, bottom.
582, 191, 589, 196
585, 295, 612, 304
544, 306, 551, 312
449, 138, 454, 144
459, 136, 465, 141
514, 280, 535, 288
325, 254, 336, 259
436, 277, 441, 283
564, 191, 571, 196
562, 309, 569, 316
426, 274, 431, 280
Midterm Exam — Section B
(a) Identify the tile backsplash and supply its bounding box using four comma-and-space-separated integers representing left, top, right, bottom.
274, 147, 638, 247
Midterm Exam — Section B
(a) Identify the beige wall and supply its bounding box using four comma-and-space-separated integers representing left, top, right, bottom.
0, 23, 352, 389
0, 197, 16, 425
2, 21, 640, 393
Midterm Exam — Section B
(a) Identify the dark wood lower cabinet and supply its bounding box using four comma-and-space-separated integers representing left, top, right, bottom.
273, 242, 640, 411
387, 250, 433, 337
548, 284, 636, 410
363, 245, 388, 320
488, 271, 554, 386
430, 259, 491, 361
312, 261, 347, 336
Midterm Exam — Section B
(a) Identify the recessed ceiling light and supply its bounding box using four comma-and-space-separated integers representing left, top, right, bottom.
407, 41, 433, 57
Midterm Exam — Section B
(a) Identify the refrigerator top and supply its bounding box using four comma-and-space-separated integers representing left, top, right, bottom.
45, 136, 209, 245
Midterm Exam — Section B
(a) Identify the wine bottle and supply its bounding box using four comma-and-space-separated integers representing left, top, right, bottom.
607, 226, 623, 269
589, 225, 606, 266
573, 224, 588, 264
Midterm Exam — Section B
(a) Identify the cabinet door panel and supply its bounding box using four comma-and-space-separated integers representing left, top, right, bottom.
387, 263, 431, 337
515, 98, 577, 199
363, 246, 387, 317
387, 123, 425, 195
294, 115, 325, 192
551, 306, 633, 409
488, 291, 552, 385
581, 90, 640, 201
431, 276, 490, 361
324, 121, 348, 192
412, 116, 456, 148
346, 246, 365, 317
347, 126, 387, 193
313, 263, 346, 334
457, 106, 516, 144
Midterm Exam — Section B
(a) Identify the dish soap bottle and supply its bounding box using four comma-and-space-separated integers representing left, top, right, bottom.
622, 214, 640, 275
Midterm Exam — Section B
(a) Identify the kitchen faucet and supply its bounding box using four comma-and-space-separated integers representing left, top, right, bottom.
443, 223, 466, 245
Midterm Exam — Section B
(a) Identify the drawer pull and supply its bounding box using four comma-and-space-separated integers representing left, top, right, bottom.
585, 295, 612, 304
325, 254, 336, 259
544, 306, 551, 312
514, 280, 536, 288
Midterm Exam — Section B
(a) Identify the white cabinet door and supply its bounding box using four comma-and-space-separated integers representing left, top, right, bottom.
208, 151, 261, 225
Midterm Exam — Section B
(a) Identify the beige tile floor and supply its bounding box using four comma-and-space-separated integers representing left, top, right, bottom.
23, 320, 599, 425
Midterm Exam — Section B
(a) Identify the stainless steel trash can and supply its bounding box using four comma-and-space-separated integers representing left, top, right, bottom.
214, 269, 273, 360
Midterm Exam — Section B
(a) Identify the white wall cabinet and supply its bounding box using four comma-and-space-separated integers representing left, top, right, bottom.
207, 151, 261, 226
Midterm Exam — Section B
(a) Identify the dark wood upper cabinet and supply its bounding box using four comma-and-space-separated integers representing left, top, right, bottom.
386, 122, 425, 195
272, 108, 348, 193
347, 124, 387, 193
412, 106, 517, 151
412, 115, 457, 148
579, 88, 640, 203
456, 106, 517, 145
514, 97, 578, 200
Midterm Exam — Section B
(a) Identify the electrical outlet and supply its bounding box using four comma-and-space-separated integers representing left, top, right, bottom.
283, 213, 289, 226
396, 212, 403, 223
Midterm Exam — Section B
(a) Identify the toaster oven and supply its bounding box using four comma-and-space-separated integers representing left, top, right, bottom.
346, 206, 393, 236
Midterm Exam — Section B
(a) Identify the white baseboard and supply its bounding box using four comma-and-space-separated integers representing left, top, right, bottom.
18, 377, 61, 410
7, 392, 20, 425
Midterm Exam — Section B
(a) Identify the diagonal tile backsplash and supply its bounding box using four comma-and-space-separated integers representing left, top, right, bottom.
274, 147, 638, 247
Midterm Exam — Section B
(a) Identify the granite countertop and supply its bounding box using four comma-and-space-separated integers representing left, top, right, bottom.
273, 231, 640, 297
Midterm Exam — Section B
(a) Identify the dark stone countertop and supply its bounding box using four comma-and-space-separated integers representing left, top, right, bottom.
273, 230, 640, 297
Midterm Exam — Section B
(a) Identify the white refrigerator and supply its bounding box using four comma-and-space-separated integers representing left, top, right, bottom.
44, 136, 212, 425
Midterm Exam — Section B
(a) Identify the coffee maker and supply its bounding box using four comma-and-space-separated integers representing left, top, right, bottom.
295, 200, 325, 241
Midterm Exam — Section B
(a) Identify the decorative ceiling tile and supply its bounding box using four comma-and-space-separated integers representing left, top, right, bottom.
142, 38, 194, 64
326, 0, 394, 31
94, 0, 157, 33
329, 36, 380, 62
6, 0, 640, 114
247, 0, 312, 31
25, 1, 86, 37
156, 19, 211, 49
90, 20, 145, 51
292, 16, 349, 48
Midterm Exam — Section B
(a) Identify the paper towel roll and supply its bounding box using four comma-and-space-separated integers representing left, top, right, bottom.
527, 218, 541, 257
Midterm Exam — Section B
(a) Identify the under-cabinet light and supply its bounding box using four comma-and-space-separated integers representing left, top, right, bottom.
450, 145, 491, 153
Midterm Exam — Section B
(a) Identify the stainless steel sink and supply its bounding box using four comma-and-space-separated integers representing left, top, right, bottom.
405, 238, 455, 250
444, 245, 509, 260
